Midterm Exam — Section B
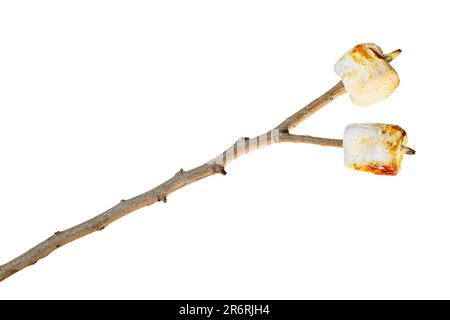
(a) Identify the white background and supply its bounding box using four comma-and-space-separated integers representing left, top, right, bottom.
0, 0, 448, 299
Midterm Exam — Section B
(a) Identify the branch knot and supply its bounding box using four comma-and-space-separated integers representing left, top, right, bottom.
154, 192, 167, 203
211, 163, 227, 175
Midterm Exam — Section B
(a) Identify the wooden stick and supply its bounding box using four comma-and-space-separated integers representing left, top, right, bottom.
0, 51, 402, 282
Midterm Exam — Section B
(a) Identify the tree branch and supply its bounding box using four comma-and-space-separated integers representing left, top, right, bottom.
0, 50, 402, 282
279, 134, 343, 147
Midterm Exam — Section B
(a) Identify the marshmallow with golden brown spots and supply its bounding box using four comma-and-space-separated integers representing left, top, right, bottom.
335, 43, 400, 106
343, 123, 408, 176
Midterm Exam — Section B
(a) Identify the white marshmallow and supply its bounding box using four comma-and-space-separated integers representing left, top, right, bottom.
343, 123, 407, 176
335, 43, 399, 106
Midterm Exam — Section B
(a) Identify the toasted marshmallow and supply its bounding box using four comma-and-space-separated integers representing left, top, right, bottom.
335, 43, 399, 106
343, 123, 407, 176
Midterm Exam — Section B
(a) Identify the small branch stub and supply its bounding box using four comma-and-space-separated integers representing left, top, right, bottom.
154, 192, 167, 203
212, 163, 227, 175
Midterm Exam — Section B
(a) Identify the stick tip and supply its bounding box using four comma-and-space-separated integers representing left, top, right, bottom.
384, 49, 402, 62
402, 145, 416, 155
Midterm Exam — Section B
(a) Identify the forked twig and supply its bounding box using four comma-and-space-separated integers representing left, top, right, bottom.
0, 51, 404, 282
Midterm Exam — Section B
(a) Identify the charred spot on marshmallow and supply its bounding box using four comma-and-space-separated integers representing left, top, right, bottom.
335, 43, 400, 106
352, 163, 398, 176
368, 47, 383, 59
352, 44, 376, 62
343, 123, 408, 176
